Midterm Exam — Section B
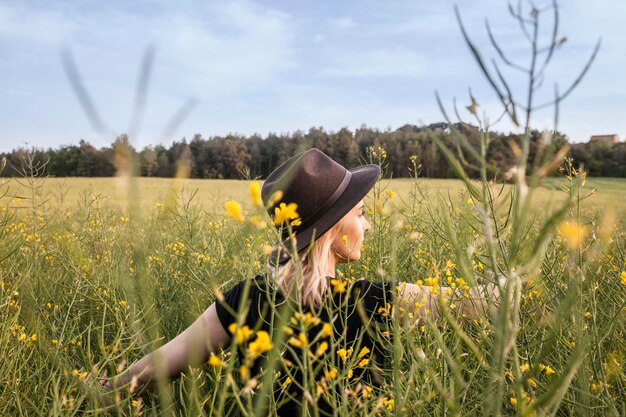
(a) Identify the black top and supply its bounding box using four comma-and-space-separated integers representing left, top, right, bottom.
215, 275, 393, 416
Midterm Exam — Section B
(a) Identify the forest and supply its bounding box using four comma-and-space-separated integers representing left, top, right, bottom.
3, 123, 624, 179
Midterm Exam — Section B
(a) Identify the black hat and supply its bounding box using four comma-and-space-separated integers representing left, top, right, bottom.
262, 148, 380, 265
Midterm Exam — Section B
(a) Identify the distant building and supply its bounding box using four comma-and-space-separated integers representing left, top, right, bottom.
589, 134, 620, 144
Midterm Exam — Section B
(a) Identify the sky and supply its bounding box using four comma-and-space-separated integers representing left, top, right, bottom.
1, 0, 625, 153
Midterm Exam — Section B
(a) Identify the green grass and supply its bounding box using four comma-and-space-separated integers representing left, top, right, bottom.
0, 174, 624, 416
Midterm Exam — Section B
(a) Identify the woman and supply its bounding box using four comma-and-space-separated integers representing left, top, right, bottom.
99, 148, 502, 415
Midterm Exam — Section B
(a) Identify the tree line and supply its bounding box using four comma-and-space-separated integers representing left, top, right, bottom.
2, 124, 624, 179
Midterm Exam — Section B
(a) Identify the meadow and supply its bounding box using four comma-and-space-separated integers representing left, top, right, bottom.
0, 164, 624, 416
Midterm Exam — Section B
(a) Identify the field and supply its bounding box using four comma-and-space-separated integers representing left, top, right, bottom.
1, 173, 625, 416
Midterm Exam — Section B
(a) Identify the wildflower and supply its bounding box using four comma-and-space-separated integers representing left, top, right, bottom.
316, 341, 328, 356
591, 383, 598, 393
228, 324, 254, 344
288, 332, 308, 349
330, 278, 347, 293
620, 271, 626, 285
357, 346, 370, 358
337, 347, 353, 364
510, 397, 518, 407
519, 363, 530, 373
341, 234, 348, 245
209, 354, 225, 368
324, 367, 337, 380
544, 365, 556, 376
387, 190, 396, 199
267, 191, 283, 207
377, 303, 392, 317
248, 331, 272, 359
527, 377, 538, 388
290, 218, 302, 227
558, 221, 588, 249
358, 358, 369, 367
249, 182, 263, 207
281, 376, 292, 389
29, 334, 37, 342
467, 197, 474, 205
383, 398, 395, 411
273, 202, 299, 226
320, 322, 332, 338
225, 201, 245, 223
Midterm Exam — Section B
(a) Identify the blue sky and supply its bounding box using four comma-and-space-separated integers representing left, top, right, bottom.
1, 0, 624, 152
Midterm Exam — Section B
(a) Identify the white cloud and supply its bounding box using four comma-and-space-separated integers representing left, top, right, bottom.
328, 16, 357, 30
319, 47, 425, 78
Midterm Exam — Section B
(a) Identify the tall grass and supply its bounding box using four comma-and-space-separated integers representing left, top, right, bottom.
1, 3, 624, 416
0, 149, 624, 416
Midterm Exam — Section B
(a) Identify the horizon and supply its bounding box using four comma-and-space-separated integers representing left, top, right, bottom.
1, 0, 625, 153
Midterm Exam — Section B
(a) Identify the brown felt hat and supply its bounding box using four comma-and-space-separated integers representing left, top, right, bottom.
262, 148, 380, 266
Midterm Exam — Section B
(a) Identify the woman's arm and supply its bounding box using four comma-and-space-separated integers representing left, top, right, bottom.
113, 303, 230, 393
397, 278, 507, 320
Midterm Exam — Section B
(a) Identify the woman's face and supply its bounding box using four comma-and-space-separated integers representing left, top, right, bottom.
333, 200, 370, 263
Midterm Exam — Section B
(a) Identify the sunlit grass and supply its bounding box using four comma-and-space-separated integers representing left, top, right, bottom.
0, 168, 624, 416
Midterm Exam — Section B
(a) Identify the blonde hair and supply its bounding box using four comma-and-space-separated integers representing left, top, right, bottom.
271, 220, 344, 306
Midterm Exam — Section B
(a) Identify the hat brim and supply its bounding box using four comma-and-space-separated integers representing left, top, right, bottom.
269, 164, 381, 266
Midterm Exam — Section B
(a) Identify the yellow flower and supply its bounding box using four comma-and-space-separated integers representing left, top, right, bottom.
290, 218, 302, 227
383, 398, 395, 411
358, 358, 369, 367
337, 348, 349, 364
288, 332, 308, 349
620, 271, 626, 285
281, 376, 292, 389
330, 279, 347, 293
225, 201, 245, 223
341, 234, 348, 245
387, 190, 396, 199
320, 322, 332, 338
467, 197, 474, 205
591, 383, 598, 393
510, 397, 518, 407
544, 365, 556, 376
519, 363, 530, 373
29, 334, 37, 342
209, 354, 225, 368
357, 346, 370, 358
273, 202, 299, 226
228, 323, 254, 344
274, 203, 299, 226
249, 182, 263, 207
267, 191, 283, 207
324, 367, 337, 380
527, 377, 538, 388
248, 331, 272, 359
316, 341, 328, 356
558, 221, 588, 249
239, 365, 248, 380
